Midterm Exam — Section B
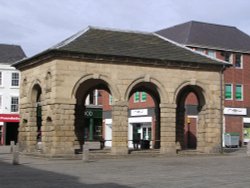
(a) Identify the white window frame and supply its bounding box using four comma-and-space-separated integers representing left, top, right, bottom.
225, 52, 233, 64
235, 84, 243, 101
225, 83, 233, 100
10, 96, 19, 113
134, 92, 140, 103
109, 94, 112, 105
11, 72, 19, 87
141, 92, 147, 102
0, 72, 2, 86
207, 50, 216, 58
235, 53, 243, 69
0, 95, 2, 109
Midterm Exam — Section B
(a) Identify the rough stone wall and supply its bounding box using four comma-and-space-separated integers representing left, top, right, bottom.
18, 58, 223, 156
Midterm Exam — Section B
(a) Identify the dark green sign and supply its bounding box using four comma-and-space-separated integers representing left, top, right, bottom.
84, 108, 102, 118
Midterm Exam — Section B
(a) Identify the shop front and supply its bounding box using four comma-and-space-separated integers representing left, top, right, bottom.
0, 114, 20, 145
84, 108, 103, 142
224, 107, 247, 146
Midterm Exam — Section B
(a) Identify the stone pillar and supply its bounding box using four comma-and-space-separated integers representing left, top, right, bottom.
160, 103, 176, 155
198, 105, 221, 153
49, 103, 75, 156
21, 106, 37, 153
111, 101, 128, 155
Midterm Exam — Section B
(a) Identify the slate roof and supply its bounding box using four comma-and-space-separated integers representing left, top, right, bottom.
14, 27, 229, 68
156, 21, 250, 53
0, 44, 26, 64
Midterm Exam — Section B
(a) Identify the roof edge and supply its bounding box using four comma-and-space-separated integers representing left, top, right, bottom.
153, 33, 231, 66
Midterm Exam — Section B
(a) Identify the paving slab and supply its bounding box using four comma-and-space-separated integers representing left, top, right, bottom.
0, 146, 250, 188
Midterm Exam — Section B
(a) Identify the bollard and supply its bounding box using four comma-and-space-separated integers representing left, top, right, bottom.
247, 142, 250, 156
10, 141, 15, 153
12, 145, 20, 165
82, 144, 89, 162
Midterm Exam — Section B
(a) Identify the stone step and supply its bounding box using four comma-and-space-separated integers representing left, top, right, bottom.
177, 149, 206, 155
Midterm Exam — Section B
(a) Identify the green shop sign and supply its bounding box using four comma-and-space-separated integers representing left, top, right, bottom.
84, 108, 102, 118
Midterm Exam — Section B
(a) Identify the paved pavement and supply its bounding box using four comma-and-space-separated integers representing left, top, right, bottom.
0, 146, 250, 188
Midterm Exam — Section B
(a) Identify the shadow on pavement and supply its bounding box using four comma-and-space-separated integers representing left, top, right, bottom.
0, 161, 132, 188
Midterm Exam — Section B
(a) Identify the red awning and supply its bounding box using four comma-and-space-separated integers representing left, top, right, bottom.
0, 114, 20, 122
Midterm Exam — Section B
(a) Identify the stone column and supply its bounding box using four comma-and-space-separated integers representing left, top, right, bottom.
25, 106, 37, 152
198, 104, 221, 153
160, 103, 176, 155
111, 101, 128, 155
49, 103, 75, 156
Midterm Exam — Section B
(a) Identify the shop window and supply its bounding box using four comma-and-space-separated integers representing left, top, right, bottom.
134, 92, 140, 103
141, 92, 147, 102
225, 84, 232, 100
11, 96, 19, 112
235, 84, 243, 101
207, 50, 216, 58
11, 72, 19, 87
235, 53, 243, 68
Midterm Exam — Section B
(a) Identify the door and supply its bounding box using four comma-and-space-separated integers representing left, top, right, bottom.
141, 125, 151, 140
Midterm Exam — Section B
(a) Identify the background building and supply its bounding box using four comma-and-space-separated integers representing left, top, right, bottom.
0, 44, 26, 145
157, 21, 250, 146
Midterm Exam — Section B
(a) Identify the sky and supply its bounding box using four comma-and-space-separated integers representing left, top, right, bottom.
1, 0, 250, 57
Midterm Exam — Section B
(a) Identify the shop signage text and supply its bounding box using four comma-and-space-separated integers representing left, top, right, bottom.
131, 109, 148, 116
224, 108, 247, 115
0, 114, 20, 122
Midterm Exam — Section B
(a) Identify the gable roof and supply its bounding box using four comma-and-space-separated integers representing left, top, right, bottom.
156, 21, 250, 53
14, 27, 229, 69
0, 44, 26, 64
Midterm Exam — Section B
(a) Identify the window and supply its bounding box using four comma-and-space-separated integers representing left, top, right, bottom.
134, 92, 140, 102
0, 72, 2, 86
11, 72, 19, 86
11, 96, 19, 112
225, 84, 232, 100
207, 50, 216, 58
0, 95, 2, 109
225, 52, 232, 63
141, 92, 147, 102
109, 95, 112, 105
196, 48, 205, 54
235, 84, 243, 101
235, 53, 242, 68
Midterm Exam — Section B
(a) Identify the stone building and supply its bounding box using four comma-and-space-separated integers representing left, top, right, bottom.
157, 21, 250, 146
13, 27, 230, 157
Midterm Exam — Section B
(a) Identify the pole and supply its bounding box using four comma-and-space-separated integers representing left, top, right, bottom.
220, 65, 226, 154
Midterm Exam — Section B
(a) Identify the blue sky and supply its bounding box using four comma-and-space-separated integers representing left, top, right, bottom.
1, 0, 250, 57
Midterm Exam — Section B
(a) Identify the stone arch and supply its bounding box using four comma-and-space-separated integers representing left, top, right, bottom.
174, 80, 207, 150
29, 79, 43, 105
124, 75, 168, 103
29, 81, 43, 144
72, 73, 120, 152
125, 76, 168, 149
174, 80, 207, 107
72, 74, 120, 101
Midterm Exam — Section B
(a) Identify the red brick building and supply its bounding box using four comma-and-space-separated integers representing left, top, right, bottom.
157, 21, 250, 147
